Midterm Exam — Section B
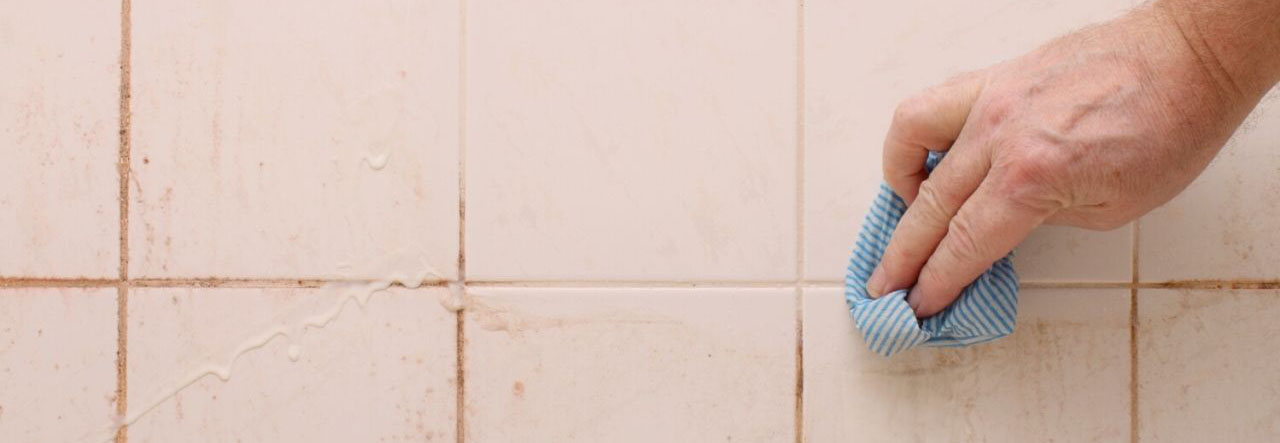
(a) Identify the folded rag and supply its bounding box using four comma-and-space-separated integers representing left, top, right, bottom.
845, 153, 1019, 357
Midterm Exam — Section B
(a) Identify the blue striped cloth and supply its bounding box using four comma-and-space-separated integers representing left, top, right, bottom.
845, 153, 1019, 357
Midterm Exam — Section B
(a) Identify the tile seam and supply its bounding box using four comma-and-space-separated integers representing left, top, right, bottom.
793, 0, 806, 442
5, 278, 1280, 290
455, 0, 468, 441
115, 0, 132, 441
5, 279, 1280, 290
1130, 220, 1140, 443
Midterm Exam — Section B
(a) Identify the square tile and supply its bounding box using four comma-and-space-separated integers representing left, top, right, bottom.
0, 288, 118, 441
464, 288, 795, 442
1138, 288, 1280, 442
466, 1, 797, 281
1139, 89, 1280, 281
126, 286, 457, 441
803, 0, 1135, 282
1013, 224, 1132, 283
803, 287, 1130, 442
130, 0, 460, 279
0, 1, 121, 278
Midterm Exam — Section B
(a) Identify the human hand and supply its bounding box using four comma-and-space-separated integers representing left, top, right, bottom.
866, 1, 1280, 317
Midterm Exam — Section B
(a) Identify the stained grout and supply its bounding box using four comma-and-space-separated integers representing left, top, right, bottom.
1021, 281, 1132, 289
115, 0, 132, 441
114, 285, 128, 443
455, 0, 468, 441
4, 278, 1280, 291
130, 278, 369, 288
793, 0, 806, 441
468, 280, 798, 288
1130, 220, 1140, 443
0, 278, 120, 288
0, 277, 451, 289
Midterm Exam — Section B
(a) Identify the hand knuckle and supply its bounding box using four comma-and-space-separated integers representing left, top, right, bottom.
913, 180, 955, 227
976, 93, 1016, 128
994, 144, 1068, 211
945, 215, 986, 264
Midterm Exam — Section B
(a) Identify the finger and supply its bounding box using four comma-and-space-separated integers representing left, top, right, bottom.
866, 133, 991, 299
906, 177, 1054, 317
883, 71, 986, 204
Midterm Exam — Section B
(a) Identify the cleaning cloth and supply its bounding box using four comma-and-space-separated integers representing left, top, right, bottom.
845, 152, 1019, 357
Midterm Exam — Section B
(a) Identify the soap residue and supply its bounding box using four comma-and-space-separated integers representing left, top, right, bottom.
363, 152, 390, 170
79, 264, 463, 443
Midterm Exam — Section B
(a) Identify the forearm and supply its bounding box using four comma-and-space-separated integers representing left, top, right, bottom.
1156, 0, 1280, 102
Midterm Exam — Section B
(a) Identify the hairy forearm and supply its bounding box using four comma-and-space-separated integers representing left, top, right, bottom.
1156, 0, 1280, 101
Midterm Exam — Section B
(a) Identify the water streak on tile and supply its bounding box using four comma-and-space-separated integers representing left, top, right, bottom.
114, 273, 461, 437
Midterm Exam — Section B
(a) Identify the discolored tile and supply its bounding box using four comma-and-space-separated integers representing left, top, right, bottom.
464, 287, 795, 442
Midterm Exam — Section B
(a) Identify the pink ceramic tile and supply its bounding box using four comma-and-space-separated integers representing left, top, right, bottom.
1014, 224, 1132, 282
1139, 89, 1280, 281
0, 1, 121, 278
1138, 288, 1280, 442
803, 287, 1130, 442
464, 288, 795, 442
466, 1, 797, 282
803, 0, 1136, 282
129, 0, 460, 280
0, 288, 118, 441
126, 286, 458, 441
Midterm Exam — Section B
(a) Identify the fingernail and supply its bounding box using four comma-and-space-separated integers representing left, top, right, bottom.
905, 288, 924, 316
867, 265, 886, 298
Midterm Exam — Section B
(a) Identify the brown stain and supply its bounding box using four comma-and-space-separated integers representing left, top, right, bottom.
511, 381, 524, 398
115, 285, 128, 443
0, 278, 118, 288
1140, 280, 1280, 290
454, 309, 465, 443
863, 346, 980, 378
464, 297, 679, 337
115, 0, 132, 442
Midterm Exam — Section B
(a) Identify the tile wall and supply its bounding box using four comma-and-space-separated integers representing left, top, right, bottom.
2, 0, 1278, 441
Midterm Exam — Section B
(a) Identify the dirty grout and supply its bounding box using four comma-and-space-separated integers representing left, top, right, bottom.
114, 285, 128, 443
793, 0, 806, 441
466, 280, 799, 288
128, 278, 429, 289
0, 278, 120, 288
115, 0, 132, 441
1130, 220, 1140, 443
455, 0, 469, 440
3, 278, 1280, 291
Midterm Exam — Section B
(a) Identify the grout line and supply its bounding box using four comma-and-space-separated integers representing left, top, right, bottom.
1136, 280, 1280, 289
793, 286, 805, 443
1020, 281, 1132, 289
0, 278, 120, 288
0, 278, 453, 290
128, 278, 390, 288
455, 305, 466, 443
793, 0, 806, 441
115, 0, 132, 441
455, 0, 468, 441
3, 278, 1280, 290
801, 280, 1134, 289
117, 4, 132, 284
115, 285, 128, 443
3, 278, 1280, 291
1130, 220, 1140, 443
466, 280, 798, 289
